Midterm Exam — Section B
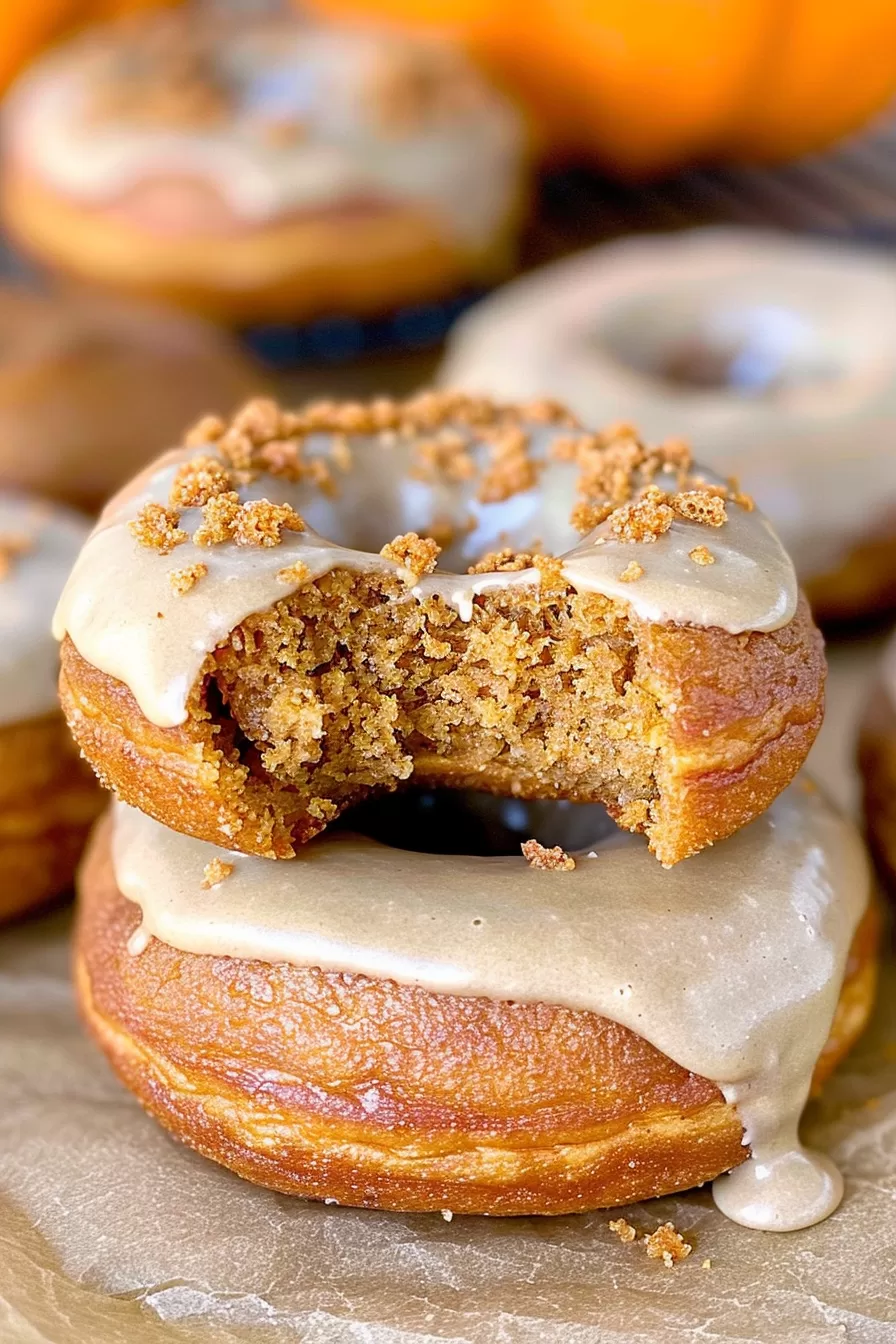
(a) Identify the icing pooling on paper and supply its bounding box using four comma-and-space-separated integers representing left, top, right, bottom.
112, 778, 869, 1232
52, 426, 798, 729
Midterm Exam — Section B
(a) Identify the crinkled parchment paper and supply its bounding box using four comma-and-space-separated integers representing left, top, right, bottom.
1, 638, 894, 1344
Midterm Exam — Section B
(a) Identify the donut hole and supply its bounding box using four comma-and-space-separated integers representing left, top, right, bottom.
339, 788, 616, 857
597, 294, 845, 398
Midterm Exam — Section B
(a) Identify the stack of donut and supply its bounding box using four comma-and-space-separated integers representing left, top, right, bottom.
57, 392, 878, 1232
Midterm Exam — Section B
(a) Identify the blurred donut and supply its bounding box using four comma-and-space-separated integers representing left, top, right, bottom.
0, 490, 101, 922
1, 10, 527, 323
441, 229, 896, 622
0, 286, 258, 512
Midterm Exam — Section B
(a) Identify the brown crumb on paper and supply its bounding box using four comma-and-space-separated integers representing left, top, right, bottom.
380, 532, 441, 577
644, 1222, 693, 1268
609, 1218, 637, 1244
619, 560, 644, 582
201, 858, 233, 889
689, 546, 715, 566
521, 839, 576, 871
129, 502, 187, 554
169, 562, 207, 595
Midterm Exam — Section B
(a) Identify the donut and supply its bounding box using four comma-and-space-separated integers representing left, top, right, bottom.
0, 285, 258, 512
440, 229, 896, 622
1, 11, 527, 323
75, 777, 877, 1229
53, 394, 825, 868
0, 491, 102, 923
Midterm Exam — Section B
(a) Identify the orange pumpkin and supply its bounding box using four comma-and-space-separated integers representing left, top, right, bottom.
0, 0, 177, 97
308, 0, 896, 175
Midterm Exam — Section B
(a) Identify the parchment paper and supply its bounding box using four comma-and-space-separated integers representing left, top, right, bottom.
1, 636, 894, 1344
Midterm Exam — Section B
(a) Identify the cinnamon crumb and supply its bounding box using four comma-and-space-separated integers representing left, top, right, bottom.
643, 1222, 692, 1268
193, 491, 241, 546
233, 500, 305, 548
467, 548, 537, 574
201, 858, 233, 890
169, 562, 207, 595
532, 553, 569, 596
671, 491, 727, 527
570, 500, 612, 533
608, 487, 674, 543
521, 839, 576, 871
619, 560, 644, 582
689, 545, 715, 566
258, 440, 304, 482
381, 532, 441, 577
277, 560, 311, 586
184, 413, 226, 448
609, 1218, 637, 1245
129, 502, 187, 554
478, 427, 539, 504
169, 455, 233, 508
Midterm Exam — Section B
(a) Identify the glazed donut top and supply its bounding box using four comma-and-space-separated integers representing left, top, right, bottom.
115, 776, 869, 1231
0, 491, 88, 726
440, 228, 896, 579
4, 11, 524, 247
53, 394, 798, 729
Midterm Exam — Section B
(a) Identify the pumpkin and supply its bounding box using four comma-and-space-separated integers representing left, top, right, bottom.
308, 0, 896, 175
0, 0, 177, 97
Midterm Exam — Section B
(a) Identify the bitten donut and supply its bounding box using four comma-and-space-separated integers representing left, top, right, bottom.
0, 492, 101, 923
54, 394, 824, 867
1, 10, 526, 323
75, 779, 877, 1229
0, 285, 258, 513
441, 229, 896, 621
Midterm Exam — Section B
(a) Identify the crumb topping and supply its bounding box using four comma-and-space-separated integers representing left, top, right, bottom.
671, 490, 727, 527
201, 857, 234, 889
689, 545, 715, 566
193, 494, 305, 548
277, 560, 311, 586
608, 1218, 637, 1244
129, 502, 187, 554
608, 486, 674, 543
169, 562, 207, 595
521, 839, 576, 871
169, 455, 233, 509
380, 532, 441, 577
619, 561, 644, 582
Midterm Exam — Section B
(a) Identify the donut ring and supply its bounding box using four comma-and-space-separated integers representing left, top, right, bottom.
0, 491, 101, 922
54, 394, 824, 867
1, 12, 526, 323
75, 781, 877, 1223
0, 286, 258, 513
440, 229, 896, 622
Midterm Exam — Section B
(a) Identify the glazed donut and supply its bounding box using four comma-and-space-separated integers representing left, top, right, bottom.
54, 394, 824, 867
1, 11, 526, 323
0, 285, 258, 513
440, 229, 896, 622
0, 491, 101, 923
75, 778, 877, 1229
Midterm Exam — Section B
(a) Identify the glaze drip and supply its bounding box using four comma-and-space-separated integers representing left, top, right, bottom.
112, 777, 869, 1232
53, 419, 797, 729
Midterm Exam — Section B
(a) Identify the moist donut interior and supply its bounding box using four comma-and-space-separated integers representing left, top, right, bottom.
201, 565, 667, 844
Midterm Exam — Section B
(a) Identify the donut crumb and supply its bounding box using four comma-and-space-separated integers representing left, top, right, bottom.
608, 487, 674, 542
570, 500, 613, 533
609, 1218, 637, 1244
644, 1222, 693, 1267
194, 495, 305, 548
169, 562, 207, 595
522, 839, 576, 871
689, 546, 715, 566
201, 858, 233, 889
671, 491, 727, 527
277, 560, 311, 586
619, 561, 644, 582
129, 503, 187, 554
381, 532, 441, 577
169, 455, 233, 508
